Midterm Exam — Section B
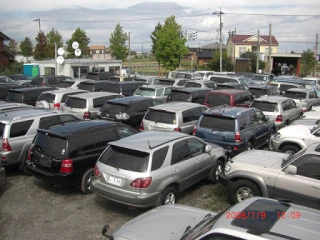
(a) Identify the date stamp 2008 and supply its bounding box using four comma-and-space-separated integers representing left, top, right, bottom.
226, 211, 267, 219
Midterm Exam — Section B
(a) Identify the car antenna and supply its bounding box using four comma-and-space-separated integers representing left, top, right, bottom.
147, 140, 152, 149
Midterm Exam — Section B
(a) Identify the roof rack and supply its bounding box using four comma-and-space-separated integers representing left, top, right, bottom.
208, 104, 230, 111
12, 110, 59, 121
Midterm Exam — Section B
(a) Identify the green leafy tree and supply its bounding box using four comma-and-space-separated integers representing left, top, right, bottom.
150, 23, 163, 64
153, 16, 189, 70
46, 28, 63, 59
240, 51, 265, 73
208, 50, 234, 71
34, 31, 48, 60
20, 37, 33, 61
66, 27, 91, 58
8, 39, 18, 55
109, 23, 128, 61
0, 61, 24, 74
300, 49, 318, 77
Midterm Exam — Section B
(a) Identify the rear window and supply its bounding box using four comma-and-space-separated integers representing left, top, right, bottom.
144, 109, 176, 124
78, 83, 94, 91
6, 91, 23, 102
157, 80, 174, 86
31, 76, 44, 85
135, 87, 156, 97
250, 88, 268, 98
206, 93, 230, 106
168, 91, 190, 102
252, 75, 267, 81
34, 132, 68, 159
209, 76, 232, 83
103, 83, 121, 93
200, 115, 235, 131
86, 73, 98, 80
99, 145, 149, 172
64, 97, 86, 109
0, 123, 5, 139
251, 101, 279, 112
101, 102, 130, 113
283, 91, 306, 99
185, 82, 201, 88
38, 93, 55, 103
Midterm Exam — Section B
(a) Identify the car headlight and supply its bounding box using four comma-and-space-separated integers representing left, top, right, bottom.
273, 132, 281, 140
224, 163, 231, 172
115, 113, 130, 120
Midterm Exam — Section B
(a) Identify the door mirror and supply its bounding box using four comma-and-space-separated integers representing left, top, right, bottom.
265, 116, 269, 121
284, 165, 297, 175
205, 145, 212, 153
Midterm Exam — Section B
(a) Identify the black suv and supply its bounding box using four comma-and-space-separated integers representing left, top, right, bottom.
77, 80, 111, 92
96, 96, 162, 129
30, 75, 68, 87
167, 88, 211, 104
85, 72, 118, 81
26, 120, 138, 193
101, 81, 144, 96
194, 106, 275, 157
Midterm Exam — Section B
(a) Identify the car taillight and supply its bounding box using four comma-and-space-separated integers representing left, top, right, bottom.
60, 159, 73, 173
27, 148, 32, 160
83, 111, 91, 119
130, 177, 152, 188
276, 115, 283, 122
139, 121, 144, 131
174, 127, 181, 132
192, 126, 197, 135
41, 82, 45, 87
94, 165, 101, 177
53, 103, 61, 110
2, 138, 12, 151
235, 131, 242, 143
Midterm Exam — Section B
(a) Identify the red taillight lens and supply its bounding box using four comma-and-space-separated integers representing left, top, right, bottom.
41, 82, 45, 87
60, 159, 73, 173
275, 115, 283, 122
27, 148, 32, 160
53, 103, 61, 110
235, 131, 242, 143
94, 165, 101, 177
83, 111, 91, 119
174, 127, 181, 132
139, 121, 144, 131
130, 177, 152, 188
2, 138, 12, 151
192, 126, 197, 135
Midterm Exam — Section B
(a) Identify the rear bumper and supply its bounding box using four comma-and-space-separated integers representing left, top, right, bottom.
0, 166, 5, 186
0, 150, 21, 165
91, 179, 160, 208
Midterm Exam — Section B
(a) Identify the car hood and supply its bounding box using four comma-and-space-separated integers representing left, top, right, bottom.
231, 150, 288, 169
112, 204, 216, 240
277, 124, 314, 137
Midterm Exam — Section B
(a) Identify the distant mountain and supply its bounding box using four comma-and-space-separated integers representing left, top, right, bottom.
128, 2, 184, 10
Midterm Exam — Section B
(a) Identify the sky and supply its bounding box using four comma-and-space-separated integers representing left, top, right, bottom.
0, 0, 320, 54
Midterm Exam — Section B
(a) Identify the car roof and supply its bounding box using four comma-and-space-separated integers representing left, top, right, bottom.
285, 88, 312, 93
107, 96, 152, 104
172, 88, 210, 93
208, 89, 250, 95
67, 92, 121, 99
138, 85, 170, 90
110, 131, 187, 151
249, 85, 277, 90
0, 109, 60, 123
253, 95, 291, 102
204, 106, 253, 117
41, 88, 87, 94
104, 80, 142, 85
9, 87, 57, 92
80, 80, 110, 84
150, 102, 203, 111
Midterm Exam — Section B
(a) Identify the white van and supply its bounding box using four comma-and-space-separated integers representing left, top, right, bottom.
302, 77, 320, 86
119, 68, 137, 77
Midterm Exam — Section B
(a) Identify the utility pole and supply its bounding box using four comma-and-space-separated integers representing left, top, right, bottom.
256, 30, 260, 74
34, 18, 41, 33
268, 24, 272, 74
128, 32, 131, 69
213, 8, 224, 72
315, 33, 319, 76
55, 43, 57, 75
233, 28, 236, 72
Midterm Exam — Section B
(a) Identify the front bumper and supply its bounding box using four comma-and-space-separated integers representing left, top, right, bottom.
270, 136, 281, 151
0, 166, 6, 186
218, 172, 231, 186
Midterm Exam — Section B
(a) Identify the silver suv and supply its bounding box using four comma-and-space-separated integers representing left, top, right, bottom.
61, 92, 123, 119
0, 109, 80, 172
91, 131, 227, 208
133, 85, 174, 102
219, 142, 320, 209
283, 88, 320, 112
140, 102, 208, 134
250, 95, 303, 129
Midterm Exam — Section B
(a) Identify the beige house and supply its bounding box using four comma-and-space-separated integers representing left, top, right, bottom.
227, 34, 279, 61
89, 44, 112, 60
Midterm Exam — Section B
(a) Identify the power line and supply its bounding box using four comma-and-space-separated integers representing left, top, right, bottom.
225, 12, 320, 17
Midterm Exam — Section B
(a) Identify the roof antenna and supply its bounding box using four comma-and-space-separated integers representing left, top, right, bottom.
147, 140, 152, 149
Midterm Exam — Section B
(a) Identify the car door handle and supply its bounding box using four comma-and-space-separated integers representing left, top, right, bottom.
173, 167, 179, 173
194, 159, 200, 164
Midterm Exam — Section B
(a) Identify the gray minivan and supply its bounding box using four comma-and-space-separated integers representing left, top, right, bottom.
101, 81, 144, 96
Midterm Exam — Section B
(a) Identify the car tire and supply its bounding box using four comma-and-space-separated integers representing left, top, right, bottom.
245, 142, 253, 151
155, 186, 177, 207
208, 159, 224, 184
230, 180, 262, 204
281, 145, 300, 155
36, 100, 49, 109
19, 153, 32, 176
80, 168, 94, 194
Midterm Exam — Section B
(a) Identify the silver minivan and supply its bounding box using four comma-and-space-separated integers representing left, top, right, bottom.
140, 102, 207, 134
133, 85, 174, 102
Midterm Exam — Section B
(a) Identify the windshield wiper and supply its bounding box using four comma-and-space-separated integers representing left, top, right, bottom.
180, 214, 212, 240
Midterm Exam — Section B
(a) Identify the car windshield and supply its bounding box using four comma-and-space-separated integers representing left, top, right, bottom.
99, 145, 149, 172
134, 87, 156, 97
251, 101, 279, 112
144, 109, 176, 124
78, 83, 94, 91
169, 91, 190, 101
185, 82, 201, 88
283, 91, 306, 99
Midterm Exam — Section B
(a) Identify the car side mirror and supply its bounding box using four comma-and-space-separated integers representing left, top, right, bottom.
102, 225, 114, 239
205, 145, 212, 153
265, 116, 269, 121
284, 165, 297, 175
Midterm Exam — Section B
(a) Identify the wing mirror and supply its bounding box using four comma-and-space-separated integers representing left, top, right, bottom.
102, 225, 114, 239
205, 145, 212, 153
265, 116, 269, 121
284, 165, 297, 175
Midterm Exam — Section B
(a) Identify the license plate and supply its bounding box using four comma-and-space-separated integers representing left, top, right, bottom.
109, 175, 121, 186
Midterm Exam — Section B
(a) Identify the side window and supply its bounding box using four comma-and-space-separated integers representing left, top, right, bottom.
59, 114, 79, 123
171, 140, 190, 165
164, 88, 172, 95
249, 113, 258, 126
282, 101, 289, 111
309, 91, 315, 99
177, 80, 186, 86
291, 154, 320, 180
289, 100, 296, 109
93, 97, 108, 108
170, 72, 178, 78
9, 120, 34, 138
94, 129, 118, 149
48, 77, 58, 85
187, 138, 205, 157
156, 88, 164, 96
255, 111, 266, 122
151, 146, 169, 171
117, 126, 137, 139
182, 108, 201, 123
39, 116, 60, 129
137, 101, 152, 111
239, 116, 248, 130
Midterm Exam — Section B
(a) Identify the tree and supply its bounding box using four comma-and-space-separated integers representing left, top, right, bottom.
66, 27, 91, 58
240, 51, 265, 73
208, 50, 234, 71
46, 28, 63, 59
109, 23, 128, 61
34, 31, 48, 60
20, 37, 33, 61
8, 39, 18, 55
300, 49, 318, 77
150, 23, 163, 64
152, 16, 189, 70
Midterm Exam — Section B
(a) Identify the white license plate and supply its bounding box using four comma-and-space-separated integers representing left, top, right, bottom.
109, 175, 121, 186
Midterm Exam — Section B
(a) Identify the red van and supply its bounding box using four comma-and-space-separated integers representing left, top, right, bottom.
204, 89, 253, 108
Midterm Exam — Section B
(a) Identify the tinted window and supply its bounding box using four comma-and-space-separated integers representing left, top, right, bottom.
170, 72, 178, 78
206, 94, 230, 106
61, 92, 84, 102
187, 138, 205, 157
99, 145, 149, 172
185, 82, 201, 88
151, 146, 169, 171
210, 76, 232, 83
59, 114, 79, 123
168, 91, 190, 102
137, 101, 153, 112
39, 116, 61, 129
100, 102, 129, 113
93, 130, 118, 149
6, 91, 23, 102
78, 83, 94, 91
204, 82, 217, 89
158, 80, 174, 86
249, 88, 268, 98
116, 126, 137, 138
31, 76, 44, 85
292, 154, 320, 180
177, 80, 187, 86
283, 91, 306, 99
37, 93, 55, 103
64, 97, 86, 109
144, 109, 176, 124
135, 87, 155, 97
0, 123, 5, 139
102, 83, 121, 93
34, 132, 67, 159
171, 140, 190, 164
9, 120, 33, 138
182, 107, 202, 123
279, 84, 298, 92
93, 97, 108, 108
200, 115, 235, 132
251, 101, 279, 112
48, 77, 58, 85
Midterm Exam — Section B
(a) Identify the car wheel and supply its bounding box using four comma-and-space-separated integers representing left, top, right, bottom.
36, 100, 49, 109
19, 153, 32, 176
80, 168, 94, 194
281, 145, 300, 155
245, 142, 253, 151
208, 159, 224, 184
230, 180, 261, 204
267, 129, 275, 150
155, 186, 177, 207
